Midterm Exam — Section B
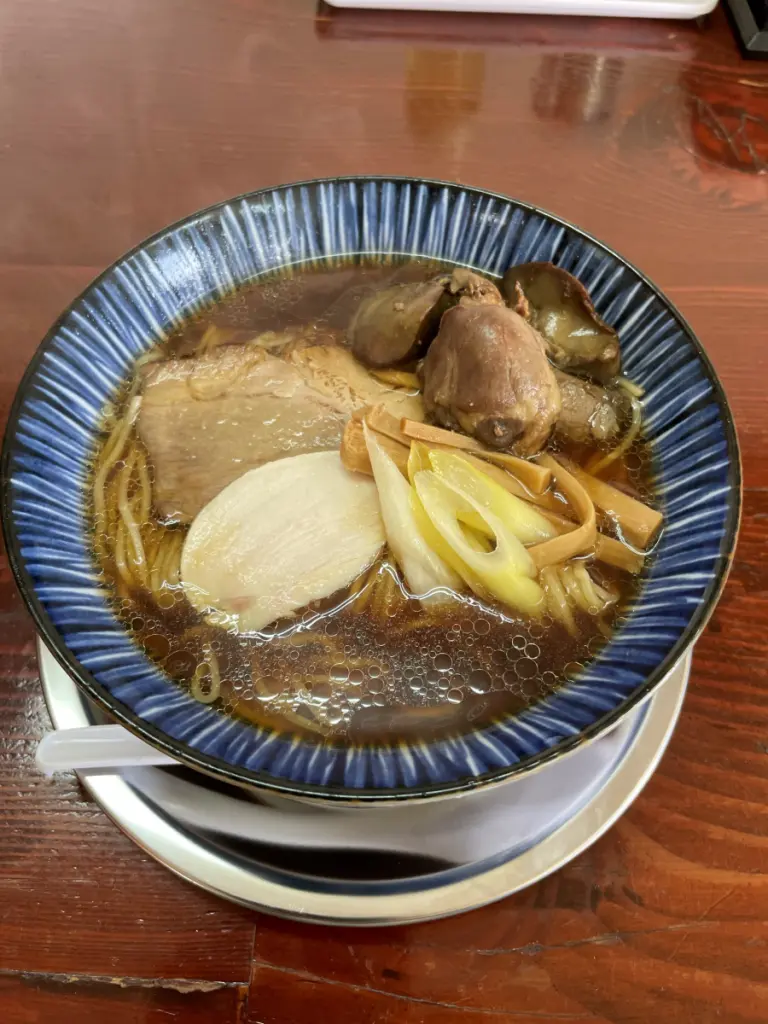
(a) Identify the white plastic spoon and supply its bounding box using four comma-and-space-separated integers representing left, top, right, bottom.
35, 717, 635, 862
36, 724, 178, 774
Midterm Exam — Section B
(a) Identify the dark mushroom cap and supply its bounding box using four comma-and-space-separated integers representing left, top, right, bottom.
502, 262, 620, 383
350, 268, 507, 371
448, 268, 505, 308
348, 276, 451, 368
553, 368, 629, 445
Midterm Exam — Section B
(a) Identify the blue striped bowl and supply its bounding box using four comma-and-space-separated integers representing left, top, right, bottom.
2, 178, 740, 803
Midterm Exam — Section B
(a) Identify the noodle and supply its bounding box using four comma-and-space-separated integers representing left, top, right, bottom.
587, 395, 643, 477
141, 523, 183, 598
117, 450, 147, 584
158, 532, 182, 589
165, 534, 182, 586
249, 659, 338, 735
92, 394, 141, 520
371, 566, 397, 619
349, 561, 379, 614
573, 564, 601, 613
540, 559, 619, 636
283, 632, 338, 648
279, 707, 327, 735
100, 391, 141, 466
114, 520, 134, 589
616, 375, 645, 399
135, 445, 152, 524
572, 564, 618, 615
560, 564, 585, 609
541, 566, 576, 636
148, 554, 163, 597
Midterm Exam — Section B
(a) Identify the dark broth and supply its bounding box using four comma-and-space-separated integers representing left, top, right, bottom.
91, 260, 654, 744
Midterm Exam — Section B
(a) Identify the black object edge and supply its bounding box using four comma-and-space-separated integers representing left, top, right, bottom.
724, 0, 768, 57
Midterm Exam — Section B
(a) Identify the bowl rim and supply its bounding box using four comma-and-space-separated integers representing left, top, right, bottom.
1, 174, 742, 803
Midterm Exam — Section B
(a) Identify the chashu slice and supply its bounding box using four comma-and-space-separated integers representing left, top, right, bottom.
181, 451, 385, 633
138, 342, 423, 522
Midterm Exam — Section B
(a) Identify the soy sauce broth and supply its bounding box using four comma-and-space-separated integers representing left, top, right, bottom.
91, 260, 655, 745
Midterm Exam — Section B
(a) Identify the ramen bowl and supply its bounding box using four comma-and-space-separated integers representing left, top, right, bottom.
1, 177, 740, 803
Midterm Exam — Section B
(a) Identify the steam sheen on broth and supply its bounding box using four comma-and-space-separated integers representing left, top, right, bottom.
90, 260, 660, 744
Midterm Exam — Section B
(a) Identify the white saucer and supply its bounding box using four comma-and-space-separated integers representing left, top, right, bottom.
38, 639, 690, 925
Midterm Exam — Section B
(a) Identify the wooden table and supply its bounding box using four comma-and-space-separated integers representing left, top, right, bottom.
1, 2, 766, 1021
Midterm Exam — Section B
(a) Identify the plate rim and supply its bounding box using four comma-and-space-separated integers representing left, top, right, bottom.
38, 639, 691, 925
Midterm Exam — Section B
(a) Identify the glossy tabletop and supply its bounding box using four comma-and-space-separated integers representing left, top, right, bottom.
1, 2, 767, 1022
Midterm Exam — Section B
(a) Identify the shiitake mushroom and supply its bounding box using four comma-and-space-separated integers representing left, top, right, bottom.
553, 369, 629, 445
447, 268, 504, 308
349, 269, 503, 369
349, 275, 452, 368
351, 262, 626, 455
502, 262, 620, 383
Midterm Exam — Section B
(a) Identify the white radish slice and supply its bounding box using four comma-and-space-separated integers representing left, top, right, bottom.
181, 451, 385, 633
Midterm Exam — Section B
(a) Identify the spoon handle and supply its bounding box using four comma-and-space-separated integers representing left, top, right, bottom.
36, 724, 178, 774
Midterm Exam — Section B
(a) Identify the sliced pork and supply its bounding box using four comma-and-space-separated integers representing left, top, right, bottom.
138, 343, 422, 521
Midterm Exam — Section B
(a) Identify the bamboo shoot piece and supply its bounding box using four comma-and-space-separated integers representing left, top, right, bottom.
538, 508, 644, 575
371, 369, 421, 390
526, 455, 597, 570
365, 403, 412, 445
341, 418, 410, 477
402, 418, 483, 452
564, 460, 662, 550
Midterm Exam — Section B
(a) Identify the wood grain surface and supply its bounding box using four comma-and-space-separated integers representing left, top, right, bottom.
1, 2, 767, 1021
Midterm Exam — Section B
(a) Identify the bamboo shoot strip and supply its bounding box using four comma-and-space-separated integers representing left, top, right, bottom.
341, 418, 410, 477
365, 404, 412, 445
537, 508, 644, 575
563, 459, 662, 550
370, 369, 421, 390
527, 455, 597, 569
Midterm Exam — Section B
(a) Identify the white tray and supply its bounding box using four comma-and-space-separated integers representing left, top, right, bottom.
325, 0, 717, 17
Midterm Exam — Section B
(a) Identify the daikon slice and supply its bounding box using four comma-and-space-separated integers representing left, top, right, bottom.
181, 451, 385, 632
